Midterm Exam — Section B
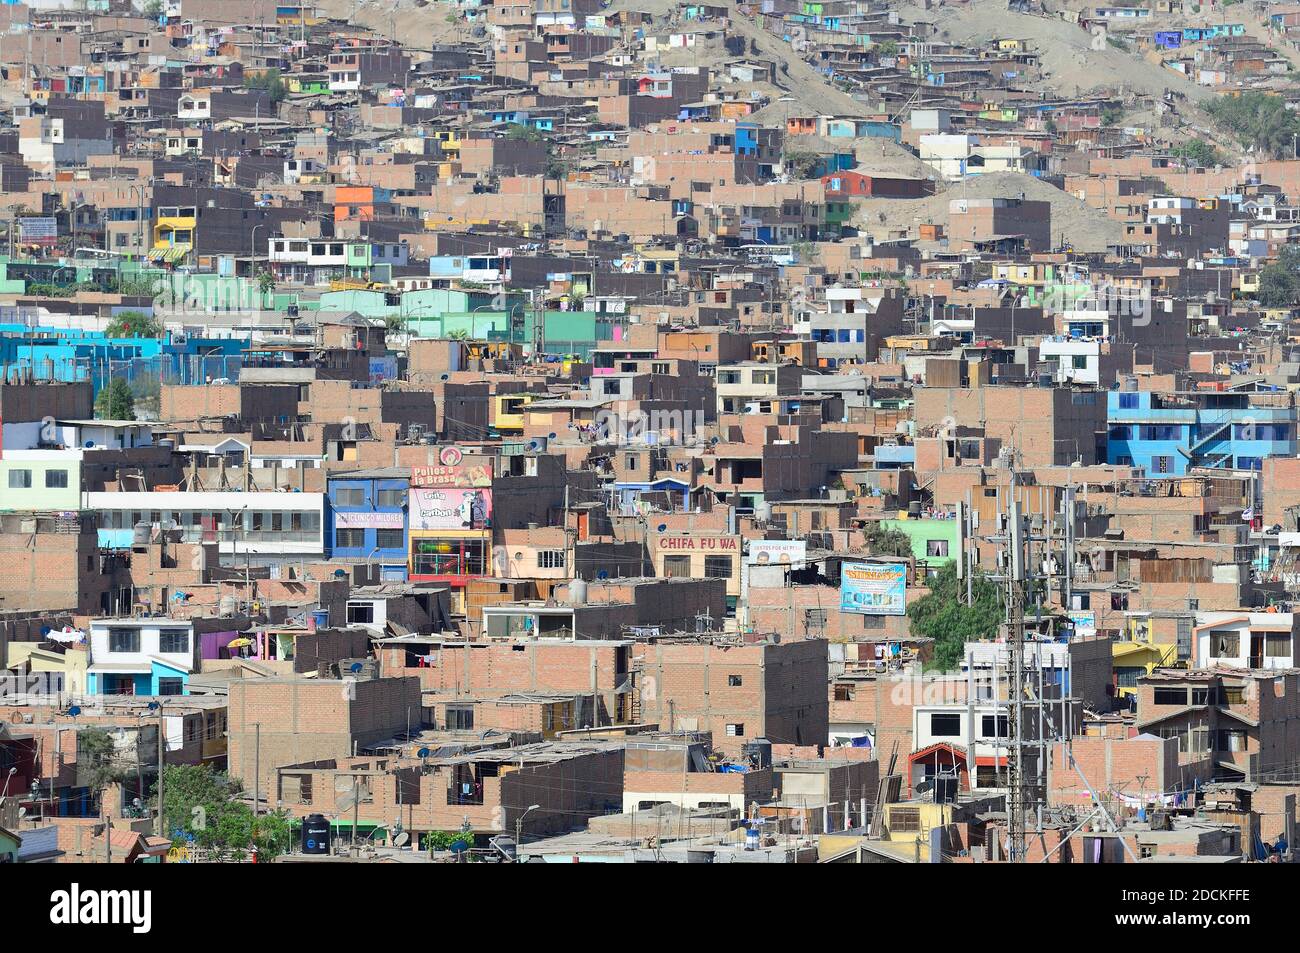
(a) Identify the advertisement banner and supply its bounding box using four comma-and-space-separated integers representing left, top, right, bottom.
747, 540, 807, 567
334, 511, 404, 529
1068, 610, 1097, 637
410, 446, 494, 488
840, 562, 907, 616
409, 488, 492, 530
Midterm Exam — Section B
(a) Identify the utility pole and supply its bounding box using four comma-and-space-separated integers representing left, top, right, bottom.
1006, 493, 1028, 863
253, 722, 261, 820
156, 706, 165, 837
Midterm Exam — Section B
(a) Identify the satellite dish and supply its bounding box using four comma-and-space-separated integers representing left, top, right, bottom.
597, 569, 609, 579
417, 747, 431, 758
657, 523, 668, 533
349, 662, 363, 673
67, 705, 81, 718
394, 832, 411, 847
333, 569, 347, 578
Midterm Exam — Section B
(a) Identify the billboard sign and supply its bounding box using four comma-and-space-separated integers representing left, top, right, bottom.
840, 562, 907, 616
334, 511, 404, 529
747, 540, 807, 567
410, 446, 493, 488
409, 488, 492, 531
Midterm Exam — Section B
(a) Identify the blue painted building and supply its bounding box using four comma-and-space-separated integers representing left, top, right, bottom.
1107, 389, 1296, 475
612, 477, 690, 515
327, 468, 411, 580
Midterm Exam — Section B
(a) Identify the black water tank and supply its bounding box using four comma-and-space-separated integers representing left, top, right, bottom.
302, 814, 331, 855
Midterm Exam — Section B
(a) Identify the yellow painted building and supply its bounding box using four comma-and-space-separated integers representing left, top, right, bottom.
151, 204, 196, 264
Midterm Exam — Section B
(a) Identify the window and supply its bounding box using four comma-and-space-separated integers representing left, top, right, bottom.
980, 714, 1009, 738
336, 528, 365, 549
108, 628, 140, 653
1153, 687, 1186, 706
157, 678, 184, 696
445, 705, 474, 730
624, 453, 640, 470
725, 723, 745, 737
926, 539, 949, 558
1116, 666, 1144, 688
1216, 729, 1247, 752
346, 602, 375, 625
538, 550, 567, 569
335, 487, 365, 507
158, 629, 189, 654
663, 555, 691, 578
891, 807, 921, 833
728, 675, 743, 687
44, 469, 69, 489
7, 469, 31, 489
1152, 456, 1173, 474
1118, 392, 1139, 409
1266, 633, 1291, 658
375, 529, 404, 550
1210, 631, 1240, 658
834, 682, 856, 702
1139, 425, 1180, 441
376, 488, 405, 508
930, 713, 962, 737
704, 555, 733, 578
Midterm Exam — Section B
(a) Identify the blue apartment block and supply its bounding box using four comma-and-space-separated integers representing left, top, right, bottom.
1107, 389, 1296, 475
326, 468, 410, 580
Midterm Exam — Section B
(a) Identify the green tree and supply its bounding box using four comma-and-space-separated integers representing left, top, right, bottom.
1257, 244, 1300, 308
105, 309, 161, 338
782, 150, 822, 179
153, 764, 295, 860
1205, 91, 1300, 158
875, 39, 899, 56
907, 562, 1005, 672
77, 728, 132, 814
865, 524, 913, 559
256, 269, 276, 297
94, 377, 136, 421
244, 68, 287, 104
421, 830, 473, 851
1172, 138, 1221, 168
114, 275, 162, 298
505, 123, 543, 142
